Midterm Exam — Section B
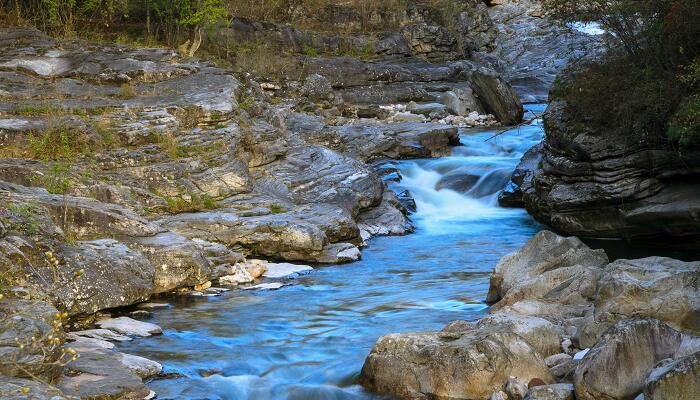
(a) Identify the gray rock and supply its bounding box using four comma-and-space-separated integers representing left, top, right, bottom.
360, 323, 554, 400
302, 74, 333, 100
0, 299, 63, 381
58, 348, 150, 400
574, 319, 683, 400
0, 376, 67, 399
525, 384, 575, 400
505, 377, 529, 400
577, 257, 700, 348
487, 230, 608, 304
513, 100, 700, 239
471, 71, 523, 125
262, 263, 314, 279
644, 351, 700, 400
545, 353, 573, 368
119, 353, 162, 379
97, 317, 163, 337
478, 313, 562, 357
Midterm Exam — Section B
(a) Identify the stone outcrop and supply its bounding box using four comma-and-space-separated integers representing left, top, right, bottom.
644, 350, 700, 400
362, 231, 700, 400
360, 324, 554, 400
502, 100, 700, 239
573, 318, 684, 400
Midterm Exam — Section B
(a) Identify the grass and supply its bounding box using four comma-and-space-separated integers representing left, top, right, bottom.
29, 162, 73, 195
269, 204, 286, 214
163, 193, 219, 214
12, 103, 111, 117
27, 125, 91, 161
1, 202, 41, 236
117, 82, 137, 99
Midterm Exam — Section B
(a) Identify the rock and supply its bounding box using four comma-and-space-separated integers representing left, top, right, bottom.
262, 263, 314, 279
487, 230, 608, 304
490, 391, 509, 400
573, 348, 590, 360
525, 384, 575, 400
136, 302, 171, 309
478, 313, 562, 357
0, 299, 63, 381
302, 74, 333, 100
499, 143, 543, 207
59, 349, 150, 400
66, 335, 116, 351
470, 71, 523, 125
97, 317, 163, 337
360, 323, 553, 400
574, 319, 683, 400
243, 282, 285, 291
505, 377, 529, 400
513, 100, 700, 239
577, 257, 700, 348
550, 359, 578, 382
241, 259, 267, 278
219, 263, 255, 285
0, 376, 67, 399
194, 281, 212, 291
119, 353, 163, 379
70, 329, 132, 342
545, 353, 573, 368
644, 351, 700, 400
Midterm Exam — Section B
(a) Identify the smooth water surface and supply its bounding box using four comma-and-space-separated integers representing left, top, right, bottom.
118, 106, 547, 399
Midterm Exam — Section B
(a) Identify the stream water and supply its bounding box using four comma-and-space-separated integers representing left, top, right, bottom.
119, 105, 548, 399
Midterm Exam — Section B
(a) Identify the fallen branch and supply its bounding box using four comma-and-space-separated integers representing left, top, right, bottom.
485, 109, 544, 141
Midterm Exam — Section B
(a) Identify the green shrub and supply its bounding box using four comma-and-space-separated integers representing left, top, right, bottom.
163, 193, 219, 214
667, 95, 700, 147
28, 125, 91, 161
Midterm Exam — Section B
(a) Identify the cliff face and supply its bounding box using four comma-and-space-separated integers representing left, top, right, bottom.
501, 100, 700, 239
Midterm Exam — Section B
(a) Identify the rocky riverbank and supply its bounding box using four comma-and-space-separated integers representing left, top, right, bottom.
0, 22, 523, 397
360, 230, 700, 400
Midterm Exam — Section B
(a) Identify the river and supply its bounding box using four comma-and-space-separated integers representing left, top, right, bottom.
117, 105, 547, 399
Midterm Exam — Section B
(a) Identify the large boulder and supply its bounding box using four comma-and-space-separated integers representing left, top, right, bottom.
361, 324, 554, 400
470, 71, 523, 125
644, 351, 700, 400
574, 319, 683, 400
577, 257, 700, 348
487, 230, 608, 304
477, 313, 562, 357
508, 100, 700, 239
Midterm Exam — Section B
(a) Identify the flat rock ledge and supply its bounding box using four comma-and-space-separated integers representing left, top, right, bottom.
361, 230, 700, 400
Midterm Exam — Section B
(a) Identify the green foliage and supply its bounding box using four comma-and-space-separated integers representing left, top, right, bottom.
546, 0, 700, 148
667, 95, 700, 147
30, 162, 73, 195
163, 193, 219, 214
28, 125, 91, 161
269, 204, 286, 214
1, 202, 41, 236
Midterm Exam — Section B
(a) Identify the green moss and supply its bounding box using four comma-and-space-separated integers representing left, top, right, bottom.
269, 204, 286, 214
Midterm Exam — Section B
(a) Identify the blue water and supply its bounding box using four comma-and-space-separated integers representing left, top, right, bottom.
118, 106, 546, 399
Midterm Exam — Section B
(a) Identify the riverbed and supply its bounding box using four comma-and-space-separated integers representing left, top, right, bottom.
118, 105, 547, 399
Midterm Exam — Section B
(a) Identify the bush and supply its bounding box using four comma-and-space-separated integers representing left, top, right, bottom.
544, 0, 700, 148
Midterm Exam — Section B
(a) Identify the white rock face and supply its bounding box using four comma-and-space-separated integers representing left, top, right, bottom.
119, 353, 163, 379
262, 263, 314, 279
97, 317, 163, 337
